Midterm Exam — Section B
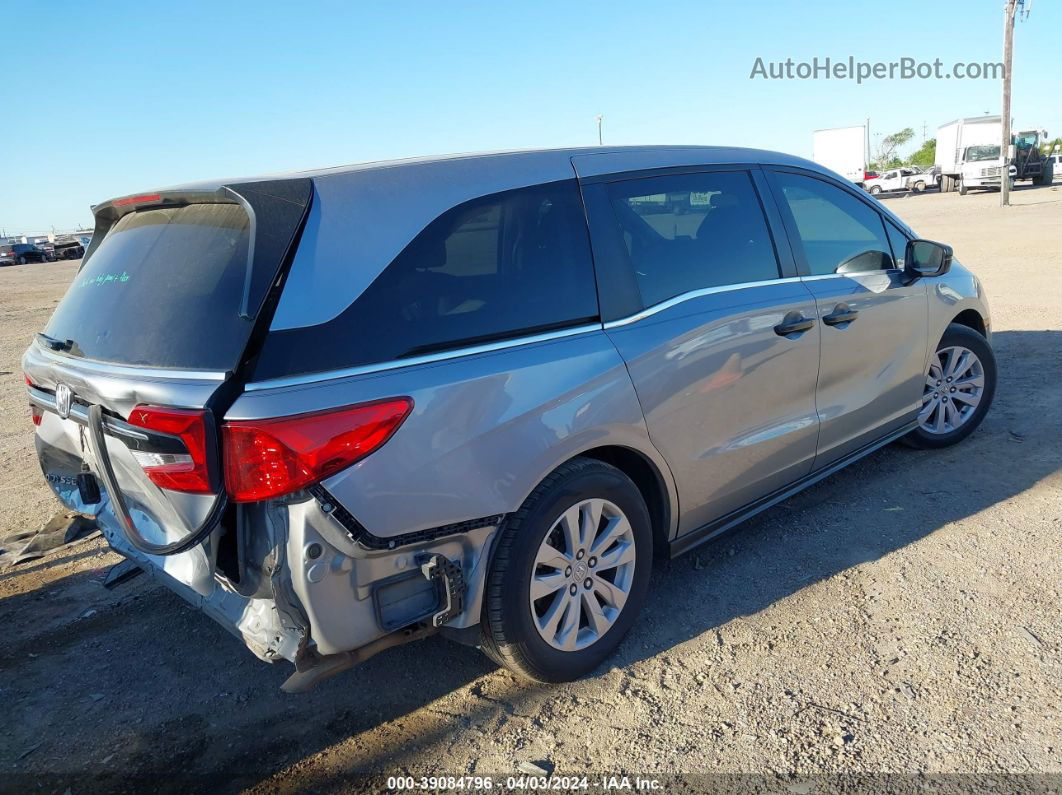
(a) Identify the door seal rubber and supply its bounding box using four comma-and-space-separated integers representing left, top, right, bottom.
308, 483, 505, 550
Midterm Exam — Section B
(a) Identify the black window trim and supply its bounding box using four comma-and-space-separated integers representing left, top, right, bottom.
579, 163, 800, 322
762, 166, 902, 278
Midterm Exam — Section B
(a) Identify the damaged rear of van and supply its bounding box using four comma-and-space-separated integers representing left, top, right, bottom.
23, 151, 664, 690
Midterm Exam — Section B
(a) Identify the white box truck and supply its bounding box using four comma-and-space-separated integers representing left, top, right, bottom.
936, 116, 1002, 192
813, 125, 869, 186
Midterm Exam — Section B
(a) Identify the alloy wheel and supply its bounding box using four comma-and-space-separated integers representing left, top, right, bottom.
919, 345, 985, 435
529, 498, 636, 651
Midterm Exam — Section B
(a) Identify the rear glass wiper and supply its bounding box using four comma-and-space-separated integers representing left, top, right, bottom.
36, 332, 80, 354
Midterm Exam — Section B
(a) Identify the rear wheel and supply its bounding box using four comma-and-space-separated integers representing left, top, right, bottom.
869, 185, 882, 195
913, 181, 926, 193
903, 324, 996, 449
481, 457, 653, 682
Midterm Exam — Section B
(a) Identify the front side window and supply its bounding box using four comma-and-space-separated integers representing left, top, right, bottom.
774, 172, 892, 275
885, 222, 910, 269
254, 180, 598, 379
603, 170, 780, 308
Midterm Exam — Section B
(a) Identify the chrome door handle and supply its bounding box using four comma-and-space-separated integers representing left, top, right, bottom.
822, 303, 858, 326
774, 311, 815, 337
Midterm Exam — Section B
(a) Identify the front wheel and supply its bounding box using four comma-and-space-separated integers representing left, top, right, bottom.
903, 323, 996, 449
480, 458, 653, 682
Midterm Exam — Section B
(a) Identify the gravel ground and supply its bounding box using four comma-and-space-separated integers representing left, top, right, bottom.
1, 183, 1060, 792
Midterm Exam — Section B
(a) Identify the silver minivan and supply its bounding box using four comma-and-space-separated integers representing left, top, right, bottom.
23, 147, 995, 689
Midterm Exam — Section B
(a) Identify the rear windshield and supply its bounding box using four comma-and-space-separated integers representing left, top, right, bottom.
44, 203, 254, 370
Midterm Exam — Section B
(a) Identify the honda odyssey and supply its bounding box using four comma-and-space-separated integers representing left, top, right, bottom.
23, 147, 995, 689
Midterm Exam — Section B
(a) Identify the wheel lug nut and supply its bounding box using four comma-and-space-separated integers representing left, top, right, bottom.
576, 550, 585, 560
588, 557, 597, 568
584, 578, 592, 589
569, 584, 577, 596
564, 566, 572, 577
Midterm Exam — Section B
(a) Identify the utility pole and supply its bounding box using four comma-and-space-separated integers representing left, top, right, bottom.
1001, 0, 1019, 207
596, 114, 603, 146
865, 118, 871, 172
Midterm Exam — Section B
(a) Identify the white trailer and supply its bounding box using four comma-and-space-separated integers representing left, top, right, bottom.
935, 115, 1001, 192
813, 125, 869, 186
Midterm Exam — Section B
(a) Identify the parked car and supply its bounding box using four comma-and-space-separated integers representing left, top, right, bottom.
52, 241, 85, 260
864, 167, 929, 194
0, 244, 15, 266
6, 243, 49, 264
24, 147, 996, 690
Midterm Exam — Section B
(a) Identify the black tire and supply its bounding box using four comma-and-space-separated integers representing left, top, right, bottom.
869, 185, 882, 195
902, 323, 996, 450
480, 457, 653, 682
958, 179, 968, 196
913, 181, 925, 193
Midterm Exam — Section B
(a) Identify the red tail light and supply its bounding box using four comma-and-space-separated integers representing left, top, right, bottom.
222, 398, 412, 503
25, 375, 42, 426
127, 406, 213, 494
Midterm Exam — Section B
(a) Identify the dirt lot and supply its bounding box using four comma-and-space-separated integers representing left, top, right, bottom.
1, 183, 1060, 791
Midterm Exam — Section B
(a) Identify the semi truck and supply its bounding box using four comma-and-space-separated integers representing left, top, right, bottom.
936, 116, 1054, 193
812, 125, 870, 186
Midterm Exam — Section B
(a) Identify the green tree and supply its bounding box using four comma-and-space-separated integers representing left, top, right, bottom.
908, 138, 936, 166
1041, 136, 1062, 156
875, 128, 915, 171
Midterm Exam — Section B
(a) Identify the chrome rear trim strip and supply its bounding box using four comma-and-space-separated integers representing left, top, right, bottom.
29, 342, 228, 382
603, 276, 804, 329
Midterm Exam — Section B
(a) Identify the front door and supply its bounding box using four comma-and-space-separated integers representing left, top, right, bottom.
767, 169, 928, 467
580, 167, 821, 535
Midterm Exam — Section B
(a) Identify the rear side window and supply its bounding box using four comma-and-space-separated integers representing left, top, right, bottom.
774, 172, 892, 275
44, 203, 253, 369
603, 171, 780, 308
254, 180, 598, 380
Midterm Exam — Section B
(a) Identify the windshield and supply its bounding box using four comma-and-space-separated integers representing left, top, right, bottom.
966, 146, 1000, 162
44, 203, 255, 370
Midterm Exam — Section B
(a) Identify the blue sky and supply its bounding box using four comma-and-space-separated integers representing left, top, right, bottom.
3, 0, 1059, 233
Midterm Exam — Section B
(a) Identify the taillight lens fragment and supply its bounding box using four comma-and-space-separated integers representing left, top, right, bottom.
25, 375, 42, 426
222, 398, 413, 503
127, 406, 212, 494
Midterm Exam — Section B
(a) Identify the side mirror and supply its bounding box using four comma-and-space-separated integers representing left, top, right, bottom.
905, 239, 953, 279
